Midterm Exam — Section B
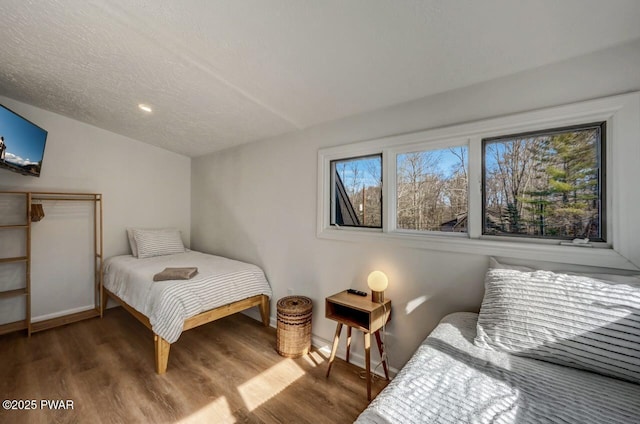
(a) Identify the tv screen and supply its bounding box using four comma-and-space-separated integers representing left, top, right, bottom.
0, 105, 48, 177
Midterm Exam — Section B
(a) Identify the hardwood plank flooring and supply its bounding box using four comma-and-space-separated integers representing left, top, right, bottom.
0, 307, 388, 423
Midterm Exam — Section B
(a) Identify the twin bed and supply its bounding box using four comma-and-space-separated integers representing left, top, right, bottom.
100, 233, 272, 374
357, 262, 640, 423
356, 312, 640, 424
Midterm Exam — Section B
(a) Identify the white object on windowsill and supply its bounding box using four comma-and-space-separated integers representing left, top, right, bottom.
560, 238, 593, 247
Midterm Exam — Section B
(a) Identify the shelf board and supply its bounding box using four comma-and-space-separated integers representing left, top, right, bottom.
326, 312, 370, 332
0, 224, 28, 229
0, 256, 28, 264
0, 288, 27, 299
0, 320, 28, 336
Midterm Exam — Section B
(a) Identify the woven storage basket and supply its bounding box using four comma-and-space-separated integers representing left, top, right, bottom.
276, 296, 312, 358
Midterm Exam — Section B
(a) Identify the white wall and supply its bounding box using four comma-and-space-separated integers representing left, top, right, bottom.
191, 39, 640, 371
0, 97, 191, 323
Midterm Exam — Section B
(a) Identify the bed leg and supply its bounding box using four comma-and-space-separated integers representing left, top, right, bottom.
100, 286, 108, 318
259, 295, 270, 327
154, 334, 170, 374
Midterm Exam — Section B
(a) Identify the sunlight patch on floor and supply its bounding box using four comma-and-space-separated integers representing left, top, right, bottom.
177, 396, 234, 424
302, 350, 326, 367
406, 295, 428, 314
237, 358, 305, 411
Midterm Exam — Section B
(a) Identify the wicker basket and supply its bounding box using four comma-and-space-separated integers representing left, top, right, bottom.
276, 296, 312, 358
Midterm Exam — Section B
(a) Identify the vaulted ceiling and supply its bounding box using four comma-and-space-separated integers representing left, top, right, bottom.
1, 1, 639, 157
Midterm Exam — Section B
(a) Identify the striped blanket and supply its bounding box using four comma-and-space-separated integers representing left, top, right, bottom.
356, 312, 640, 424
103, 251, 272, 343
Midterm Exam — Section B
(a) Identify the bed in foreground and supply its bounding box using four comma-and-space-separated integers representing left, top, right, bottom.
357, 264, 640, 423
101, 250, 272, 374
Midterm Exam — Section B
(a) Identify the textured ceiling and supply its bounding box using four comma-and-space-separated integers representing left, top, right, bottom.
0, 1, 639, 157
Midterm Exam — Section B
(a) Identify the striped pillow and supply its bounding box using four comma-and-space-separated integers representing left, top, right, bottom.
132, 228, 185, 259
127, 227, 180, 257
475, 268, 640, 384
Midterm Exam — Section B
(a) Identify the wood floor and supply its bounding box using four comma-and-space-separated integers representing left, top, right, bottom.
0, 307, 388, 423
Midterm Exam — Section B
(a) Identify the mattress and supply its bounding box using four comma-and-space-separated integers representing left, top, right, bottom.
103, 251, 272, 343
356, 312, 640, 424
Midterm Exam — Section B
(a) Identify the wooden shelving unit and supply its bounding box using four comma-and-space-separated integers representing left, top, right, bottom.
0, 191, 31, 336
0, 191, 103, 336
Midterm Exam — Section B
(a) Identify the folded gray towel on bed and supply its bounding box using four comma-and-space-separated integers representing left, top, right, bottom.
153, 267, 199, 281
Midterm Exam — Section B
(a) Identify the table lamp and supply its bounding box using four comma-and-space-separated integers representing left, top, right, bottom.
368, 270, 388, 303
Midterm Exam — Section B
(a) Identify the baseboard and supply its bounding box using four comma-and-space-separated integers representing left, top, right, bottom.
30, 308, 100, 333
32, 304, 97, 323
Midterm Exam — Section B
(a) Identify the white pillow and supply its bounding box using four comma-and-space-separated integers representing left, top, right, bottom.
127, 227, 180, 257
126, 228, 139, 257
132, 228, 185, 259
475, 267, 640, 384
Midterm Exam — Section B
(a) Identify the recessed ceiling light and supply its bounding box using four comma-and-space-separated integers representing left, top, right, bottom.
138, 104, 152, 113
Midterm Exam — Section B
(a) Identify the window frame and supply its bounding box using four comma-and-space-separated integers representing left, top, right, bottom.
480, 121, 607, 243
389, 137, 470, 237
317, 92, 640, 270
330, 153, 383, 229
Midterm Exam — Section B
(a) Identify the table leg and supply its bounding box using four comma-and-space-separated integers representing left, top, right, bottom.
326, 323, 343, 378
365, 332, 371, 401
346, 326, 352, 363
375, 331, 390, 380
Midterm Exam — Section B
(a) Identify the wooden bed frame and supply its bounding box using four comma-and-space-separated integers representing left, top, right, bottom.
100, 286, 270, 374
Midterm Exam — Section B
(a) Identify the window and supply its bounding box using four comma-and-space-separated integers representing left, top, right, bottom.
317, 92, 640, 270
397, 146, 468, 232
483, 123, 605, 241
331, 155, 382, 228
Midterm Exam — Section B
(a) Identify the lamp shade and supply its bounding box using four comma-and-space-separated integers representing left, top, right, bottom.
367, 270, 388, 292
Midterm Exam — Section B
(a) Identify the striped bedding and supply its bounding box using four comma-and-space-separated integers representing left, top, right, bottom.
103, 251, 272, 343
356, 312, 640, 424
475, 268, 640, 384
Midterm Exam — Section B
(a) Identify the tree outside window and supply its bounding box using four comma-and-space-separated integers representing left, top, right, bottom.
396, 146, 468, 232
331, 155, 382, 228
483, 123, 604, 241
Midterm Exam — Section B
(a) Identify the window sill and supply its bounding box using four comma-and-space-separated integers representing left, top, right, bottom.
317, 227, 639, 271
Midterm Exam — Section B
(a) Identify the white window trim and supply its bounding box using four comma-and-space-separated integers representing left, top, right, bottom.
317, 92, 640, 270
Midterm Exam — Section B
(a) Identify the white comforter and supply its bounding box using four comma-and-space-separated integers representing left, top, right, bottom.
103, 251, 272, 343
356, 312, 640, 424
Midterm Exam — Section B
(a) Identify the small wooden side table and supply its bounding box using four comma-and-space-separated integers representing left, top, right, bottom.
325, 290, 391, 400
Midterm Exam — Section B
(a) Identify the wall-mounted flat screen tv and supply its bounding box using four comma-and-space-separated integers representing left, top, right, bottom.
0, 104, 48, 177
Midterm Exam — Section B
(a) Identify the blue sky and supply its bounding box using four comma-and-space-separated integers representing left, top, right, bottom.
0, 106, 47, 164
397, 147, 467, 178
484, 141, 505, 170
335, 156, 381, 188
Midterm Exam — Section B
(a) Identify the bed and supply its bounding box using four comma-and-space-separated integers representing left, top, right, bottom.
356, 312, 640, 424
100, 249, 272, 374
357, 263, 640, 424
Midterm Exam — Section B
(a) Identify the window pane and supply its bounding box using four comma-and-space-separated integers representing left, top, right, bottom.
483, 123, 604, 241
396, 146, 468, 232
331, 155, 382, 228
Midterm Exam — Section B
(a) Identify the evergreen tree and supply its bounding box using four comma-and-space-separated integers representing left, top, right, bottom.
520, 129, 599, 238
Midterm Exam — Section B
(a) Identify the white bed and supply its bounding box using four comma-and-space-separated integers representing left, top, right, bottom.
357, 261, 640, 424
356, 312, 640, 424
101, 250, 272, 373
